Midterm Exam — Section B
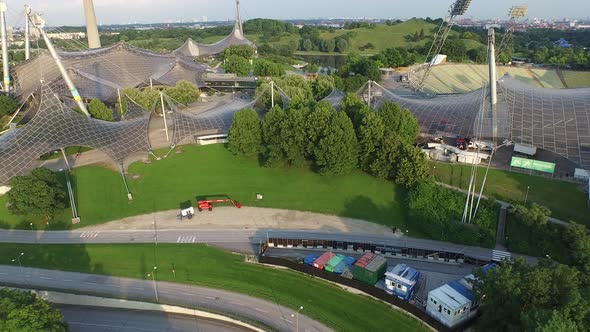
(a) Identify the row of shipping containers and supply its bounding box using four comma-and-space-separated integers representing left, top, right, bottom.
305, 252, 388, 286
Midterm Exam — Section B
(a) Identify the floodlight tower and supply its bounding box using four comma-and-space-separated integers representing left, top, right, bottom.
497, 5, 528, 60
414, 0, 472, 92
30, 13, 91, 117
0, 1, 10, 93
83, 0, 101, 49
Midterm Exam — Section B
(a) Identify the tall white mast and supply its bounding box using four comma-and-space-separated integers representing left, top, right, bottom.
0, 1, 10, 93
24, 5, 31, 60
83, 0, 101, 49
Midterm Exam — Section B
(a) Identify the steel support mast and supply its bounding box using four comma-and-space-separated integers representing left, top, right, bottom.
0, 1, 10, 93
31, 14, 91, 117
24, 5, 31, 60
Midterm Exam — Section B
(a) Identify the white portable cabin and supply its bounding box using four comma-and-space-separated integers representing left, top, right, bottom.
426, 281, 477, 328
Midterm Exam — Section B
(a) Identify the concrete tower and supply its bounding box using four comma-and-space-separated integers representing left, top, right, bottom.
235, 0, 243, 35
83, 0, 101, 49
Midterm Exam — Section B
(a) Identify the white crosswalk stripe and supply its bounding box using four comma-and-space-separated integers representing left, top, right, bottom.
176, 236, 197, 243
79, 232, 100, 238
492, 250, 511, 262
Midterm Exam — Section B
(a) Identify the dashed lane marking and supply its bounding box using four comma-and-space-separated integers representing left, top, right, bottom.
176, 236, 197, 243
79, 232, 100, 238
255, 308, 268, 313
40, 276, 53, 280
280, 317, 293, 324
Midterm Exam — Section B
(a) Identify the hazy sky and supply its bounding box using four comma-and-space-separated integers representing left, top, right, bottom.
6, 0, 590, 26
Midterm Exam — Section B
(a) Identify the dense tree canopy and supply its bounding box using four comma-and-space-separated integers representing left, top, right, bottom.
475, 259, 590, 332
228, 108, 262, 158
164, 80, 200, 105
87, 99, 114, 121
8, 168, 68, 219
223, 45, 254, 60
225, 55, 251, 77
304, 101, 336, 158
0, 289, 68, 332
0, 94, 19, 117
261, 105, 287, 166
311, 75, 336, 100
314, 111, 358, 175
253, 59, 285, 77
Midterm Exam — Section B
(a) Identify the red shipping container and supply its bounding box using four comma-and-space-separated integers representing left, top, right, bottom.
354, 253, 377, 269
313, 252, 336, 270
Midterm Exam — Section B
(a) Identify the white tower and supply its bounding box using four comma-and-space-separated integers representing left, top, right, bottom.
83, 0, 101, 49
0, 1, 9, 93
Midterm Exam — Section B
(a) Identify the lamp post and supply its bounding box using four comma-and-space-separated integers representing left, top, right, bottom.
291, 306, 303, 332
147, 266, 159, 302
11, 252, 24, 271
524, 186, 530, 205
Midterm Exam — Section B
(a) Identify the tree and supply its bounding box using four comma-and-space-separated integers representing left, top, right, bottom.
512, 203, 551, 227
225, 55, 251, 77
304, 101, 336, 158
223, 45, 254, 60
311, 75, 335, 100
122, 88, 159, 111
379, 101, 419, 146
164, 80, 200, 105
564, 222, 590, 282
253, 59, 284, 77
7, 168, 67, 219
358, 112, 385, 171
87, 99, 113, 121
394, 144, 432, 188
0, 289, 68, 332
314, 112, 358, 175
336, 38, 349, 53
227, 108, 261, 158
261, 105, 287, 166
340, 93, 368, 128
281, 107, 309, 166
323, 39, 336, 53
475, 259, 590, 332
0, 94, 18, 117
301, 39, 313, 52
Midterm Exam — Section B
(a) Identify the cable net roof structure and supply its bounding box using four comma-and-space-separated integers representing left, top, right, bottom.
320, 89, 346, 109
0, 83, 152, 185
498, 75, 590, 169
174, 2, 253, 58
11, 43, 209, 102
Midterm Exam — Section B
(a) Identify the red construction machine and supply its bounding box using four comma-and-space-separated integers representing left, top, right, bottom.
197, 197, 242, 212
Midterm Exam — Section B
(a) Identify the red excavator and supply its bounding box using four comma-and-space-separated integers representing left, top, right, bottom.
197, 197, 242, 212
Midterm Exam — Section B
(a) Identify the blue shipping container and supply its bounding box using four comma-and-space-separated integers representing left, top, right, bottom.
333, 256, 356, 275
304, 254, 320, 266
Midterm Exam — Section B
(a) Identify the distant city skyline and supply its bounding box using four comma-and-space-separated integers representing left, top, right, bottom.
6, 0, 590, 26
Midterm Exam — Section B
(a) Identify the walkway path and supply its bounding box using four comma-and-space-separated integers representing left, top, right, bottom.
0, 266, 331, 332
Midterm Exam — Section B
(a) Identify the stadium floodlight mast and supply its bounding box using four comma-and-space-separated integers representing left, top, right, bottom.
414, 0, 473, 92
497, 5, 529, 59
29, 12, 91, 117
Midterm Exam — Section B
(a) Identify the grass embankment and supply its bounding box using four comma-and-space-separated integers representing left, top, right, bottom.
0, 243, 427, 332
433, 162, 589, 225
1, 144, 409, 232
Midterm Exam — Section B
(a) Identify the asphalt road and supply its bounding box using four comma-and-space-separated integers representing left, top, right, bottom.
57, 304, 249, 332
0, 228, 536, 263
0, 265, 331, 332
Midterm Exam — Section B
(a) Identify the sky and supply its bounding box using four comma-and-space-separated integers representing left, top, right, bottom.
5, 0, 590, 26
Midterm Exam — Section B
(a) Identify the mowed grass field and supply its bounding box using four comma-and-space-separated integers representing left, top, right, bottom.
433, 162, 589, 225
0, 243, 428, 332
0, 144, 409, 232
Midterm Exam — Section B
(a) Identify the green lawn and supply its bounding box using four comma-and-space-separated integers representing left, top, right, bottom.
433, 162, 589, 225
1, 144, 410, 233
0, 243, 427, 332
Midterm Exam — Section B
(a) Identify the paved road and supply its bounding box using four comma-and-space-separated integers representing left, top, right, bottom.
58, 304, 249, 332
0, 228, 536, 263
0, 266, 331, 332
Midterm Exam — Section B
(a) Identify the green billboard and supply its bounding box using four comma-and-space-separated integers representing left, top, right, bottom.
510, 157, 556, 174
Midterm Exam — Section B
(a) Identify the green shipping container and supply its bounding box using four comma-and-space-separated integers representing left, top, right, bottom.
325, 254, 345, 273
352, 255, 387, 285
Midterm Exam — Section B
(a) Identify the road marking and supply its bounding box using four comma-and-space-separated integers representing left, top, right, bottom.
84, 281, 98, 285
176, 236, 197, 243
132, 287, 144, 291
280, 317, 294, 324
63, 279, 73, 282
305, 329, 312, 332
69, 322, 161, 332
206, 296, 216, 300
492, 250, 511, 262
79, 231, 100, 238
254, 308, 268, 313
40, 276, 53, 280
0, 272, 8, 275
230, 301, 244, 306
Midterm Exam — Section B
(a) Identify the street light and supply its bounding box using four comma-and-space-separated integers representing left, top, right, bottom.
147, 266, 159, 302
11, 252, 24, 274
291, 306, 303, 332
524, 186, 530, 205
